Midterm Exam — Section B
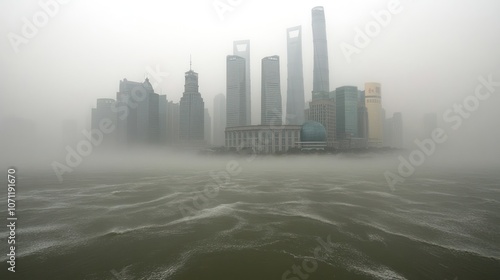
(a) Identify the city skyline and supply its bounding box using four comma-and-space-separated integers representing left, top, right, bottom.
2, 0, 499, 155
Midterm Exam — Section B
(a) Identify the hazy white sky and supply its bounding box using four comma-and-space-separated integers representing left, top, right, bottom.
1, 0, 499, 152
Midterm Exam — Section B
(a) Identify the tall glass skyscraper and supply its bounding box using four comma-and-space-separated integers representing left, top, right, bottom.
179, 66, 204, 144
226, 55, 247, 128
312, 6, 330, 94
233, 40, 251, 125
261, 55, 282, 126
286, 26, 305, 125
336, 86, 359, 139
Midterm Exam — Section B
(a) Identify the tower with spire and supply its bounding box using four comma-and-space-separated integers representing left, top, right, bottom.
179, 58, 205, 145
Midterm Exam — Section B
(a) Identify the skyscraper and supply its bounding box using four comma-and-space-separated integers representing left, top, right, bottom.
312, 6, 330, 94
336, 86, 359, 139
116, 78, 160, 145
286, 26, 305, 125
166, 101, 180, 144
179, 65, 204, 144
91, 98, 117, 146
159, 94, 167, 145
213, 94, 226, 146
233, 40, 251, 125
204, 108, 212, 145
365, 82, 383, 147
261, 55, 282, 126
226, 55, 247, 127
357, 90, 368, 140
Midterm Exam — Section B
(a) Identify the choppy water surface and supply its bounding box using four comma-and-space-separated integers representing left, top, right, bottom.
1, 156, 499, 280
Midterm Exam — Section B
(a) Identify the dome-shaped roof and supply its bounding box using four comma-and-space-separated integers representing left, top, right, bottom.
300, 121, 327, 142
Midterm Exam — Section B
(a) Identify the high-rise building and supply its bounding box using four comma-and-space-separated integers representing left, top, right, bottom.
233, 40, 251, 125
166, 101, 180, 144
213, 94, 226, 146
312, 6, 330, 94
286, 26, 305, 125
226, 55, 247, 127
91, 98, 117, 146
204, 108, 212, 146
261, 55, 282, 126
159, 95, 167, 145
179, 66, 205, 145
336, 86, 359, 140
365, 82, 383, 147
116, 78, 160, 145
357, 90, 369, 140
307, 97, 335, 146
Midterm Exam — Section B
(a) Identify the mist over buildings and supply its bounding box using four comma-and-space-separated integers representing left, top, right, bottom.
1, 0, 500, 174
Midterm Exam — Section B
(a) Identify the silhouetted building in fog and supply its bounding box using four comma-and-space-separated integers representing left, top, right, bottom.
159, 95, 167, 145
261, 55, 282, 126
213, 94, 226, 146
286, 26, 305, 125
233, 40, 251, 125
226, 55, 248, 127
312, 6, 330, 94
357, 90, 369, 141
179, 66, 205, 145
167, 101, 180, 144
204, 108, 211, 145
116, 78, 160, 145
91, 98, 117, 146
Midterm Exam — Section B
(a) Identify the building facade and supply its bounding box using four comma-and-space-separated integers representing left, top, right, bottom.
336, 86, 359, 140
286, 26, 305, 125
166, 101, 180, 144
365, 82, 383, 147
116, 78, 160, 145
233, 40, 251, 125
226, 55, 247, 127
225, 125, 301, 154
261, 55, 282, 126
312, 6, 330, 94
179, 68, 205, 145
307, 96, 336, 147
204, 108, 212, 146
91, 98, 117, 146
